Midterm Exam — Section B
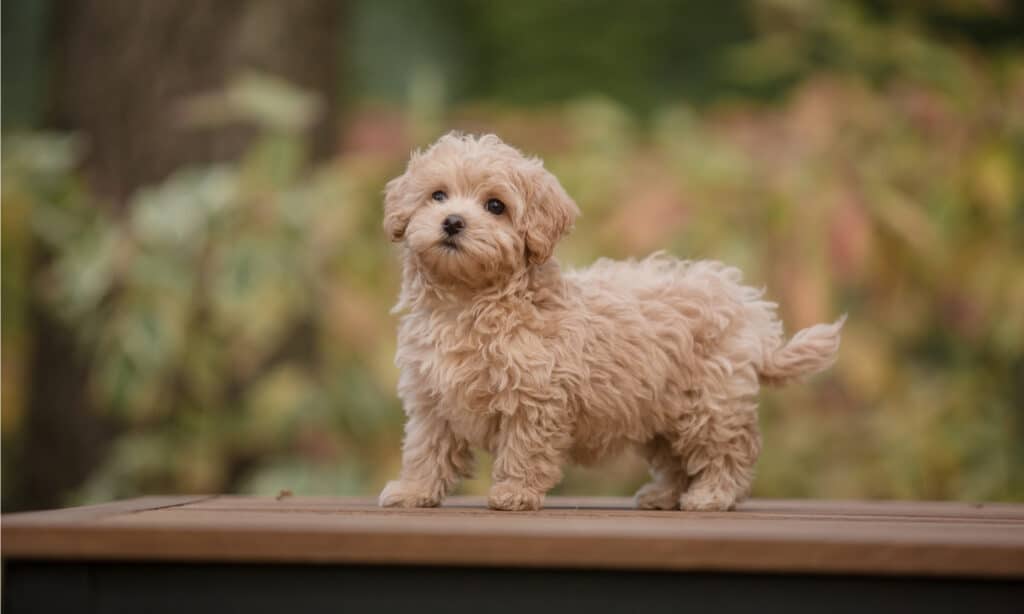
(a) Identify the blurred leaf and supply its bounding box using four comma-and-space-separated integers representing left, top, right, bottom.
182, 71, 321, 134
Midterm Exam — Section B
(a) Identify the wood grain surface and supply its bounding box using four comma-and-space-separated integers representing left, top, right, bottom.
4, 496, 1023, 578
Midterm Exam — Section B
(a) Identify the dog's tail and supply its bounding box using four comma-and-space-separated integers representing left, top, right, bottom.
758, 315, 846, 386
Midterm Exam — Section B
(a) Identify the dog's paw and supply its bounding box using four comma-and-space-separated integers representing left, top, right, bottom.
487, 482, 543, 511
634, 482, 681, 510
679, 488, 736, 512
378, 480, 441, 508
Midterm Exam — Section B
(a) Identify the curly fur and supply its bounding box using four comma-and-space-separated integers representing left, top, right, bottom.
379, 133, 844, 512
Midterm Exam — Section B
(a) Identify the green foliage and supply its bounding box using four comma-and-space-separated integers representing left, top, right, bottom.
4, 80, 408, 501
3, 1, 1023, 503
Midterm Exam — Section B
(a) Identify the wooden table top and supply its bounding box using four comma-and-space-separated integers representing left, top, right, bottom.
3, 496, 1023, 578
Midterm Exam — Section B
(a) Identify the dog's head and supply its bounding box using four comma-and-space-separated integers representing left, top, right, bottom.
384, 133, 579, 287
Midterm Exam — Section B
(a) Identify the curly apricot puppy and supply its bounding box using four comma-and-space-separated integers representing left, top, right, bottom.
379, 133, 844, 512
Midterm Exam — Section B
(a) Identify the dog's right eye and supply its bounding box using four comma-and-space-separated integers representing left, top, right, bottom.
431, 190, 447, 203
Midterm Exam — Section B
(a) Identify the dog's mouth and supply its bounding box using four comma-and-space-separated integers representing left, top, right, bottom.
439, 237, 459, 251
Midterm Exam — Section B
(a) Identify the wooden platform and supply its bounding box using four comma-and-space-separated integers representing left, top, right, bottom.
4, 496, 1023, 613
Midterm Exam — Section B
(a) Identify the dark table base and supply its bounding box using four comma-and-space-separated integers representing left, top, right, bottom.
5, 560, 1022, 614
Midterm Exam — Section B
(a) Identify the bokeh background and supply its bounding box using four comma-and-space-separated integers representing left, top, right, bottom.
3, 0, 1023, 512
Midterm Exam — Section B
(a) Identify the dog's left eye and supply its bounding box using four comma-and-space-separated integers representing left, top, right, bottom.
485, 198, 506, 215
431, 190, 447, 203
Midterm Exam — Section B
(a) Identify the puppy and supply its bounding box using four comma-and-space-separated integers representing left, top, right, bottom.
379, 133, 843, 512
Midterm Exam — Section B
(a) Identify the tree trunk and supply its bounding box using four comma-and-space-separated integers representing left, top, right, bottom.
8, 0, 343, 513
51, 0, 343, 209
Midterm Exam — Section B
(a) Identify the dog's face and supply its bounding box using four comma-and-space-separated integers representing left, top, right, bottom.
384, 133, 579, 287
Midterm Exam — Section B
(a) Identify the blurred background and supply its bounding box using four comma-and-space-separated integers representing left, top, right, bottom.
2, 0, 1023, 513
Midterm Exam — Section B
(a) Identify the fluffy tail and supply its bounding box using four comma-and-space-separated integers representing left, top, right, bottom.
759, 315, 846, 386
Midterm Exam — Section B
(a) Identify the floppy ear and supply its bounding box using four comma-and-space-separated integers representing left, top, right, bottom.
520, 164, 580, 265
382, 167, 416, 242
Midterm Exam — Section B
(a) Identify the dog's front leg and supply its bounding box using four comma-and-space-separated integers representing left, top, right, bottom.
379, 411, 472, 508
488, 404, 569, 511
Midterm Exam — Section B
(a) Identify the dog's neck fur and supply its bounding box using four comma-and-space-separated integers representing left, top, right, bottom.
394, 250, 568, 318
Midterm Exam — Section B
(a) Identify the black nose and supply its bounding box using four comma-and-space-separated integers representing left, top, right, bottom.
442, 214, 465, 236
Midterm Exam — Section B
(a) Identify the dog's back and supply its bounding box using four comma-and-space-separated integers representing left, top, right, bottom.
565, 252, 841, 386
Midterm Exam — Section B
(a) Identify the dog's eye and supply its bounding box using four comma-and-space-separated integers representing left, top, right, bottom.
485, 198, 506, 215
431, 190, 447, 203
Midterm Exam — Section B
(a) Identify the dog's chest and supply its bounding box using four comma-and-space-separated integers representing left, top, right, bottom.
396, 307, 555, 441
398, 311, 517, 398
398, 326, 503, 447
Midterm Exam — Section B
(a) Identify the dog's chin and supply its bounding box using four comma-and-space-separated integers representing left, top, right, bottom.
409, 235, 519, 290
417, 239, 490, 287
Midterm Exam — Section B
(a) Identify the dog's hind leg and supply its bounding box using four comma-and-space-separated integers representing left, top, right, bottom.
678, 390, 761, 512
634, 435, 688, 510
